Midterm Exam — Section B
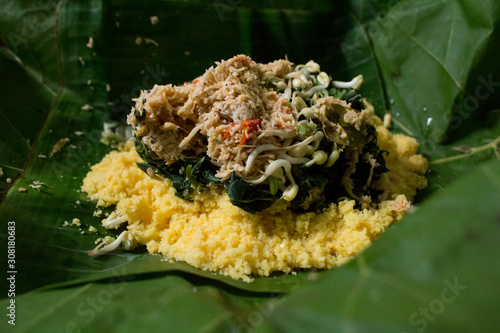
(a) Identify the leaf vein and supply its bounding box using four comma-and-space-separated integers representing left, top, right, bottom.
0, 108, 30, 149
443, 4, 457, 65
387, 10, 465, 94
17, 284, 92, 332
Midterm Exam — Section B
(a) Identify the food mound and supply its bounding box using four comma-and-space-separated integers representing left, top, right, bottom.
127, 55, 390, 213
82, 55, 428, 281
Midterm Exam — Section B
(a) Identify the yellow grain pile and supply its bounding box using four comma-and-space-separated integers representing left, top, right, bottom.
82, 123, 427, 281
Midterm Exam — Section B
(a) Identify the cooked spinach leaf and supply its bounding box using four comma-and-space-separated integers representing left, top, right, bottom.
135, 136, 221, 201
224, 173, 276, 214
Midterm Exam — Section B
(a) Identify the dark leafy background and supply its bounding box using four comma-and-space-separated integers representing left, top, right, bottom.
0, 0, 499, 332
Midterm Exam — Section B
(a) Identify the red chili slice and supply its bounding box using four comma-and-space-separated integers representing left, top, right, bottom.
221, 118, 262, 145
221, 123, 237, 139
239, 118, 261, 145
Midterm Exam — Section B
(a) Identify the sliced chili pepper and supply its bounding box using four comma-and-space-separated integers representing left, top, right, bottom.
222, 118, 262, 144
239, 118, 262, 145
222, 123, 237, 139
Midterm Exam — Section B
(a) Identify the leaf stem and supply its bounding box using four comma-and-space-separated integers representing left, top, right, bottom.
430, 136, 500, 165
0, 163, 24, 172
391, 117, 415, 136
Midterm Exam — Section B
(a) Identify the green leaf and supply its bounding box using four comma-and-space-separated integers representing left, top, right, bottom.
368, 0, 500, 144
265, 158, 500, 332
0, 0, 499, 332
0, 273, 272, 332
225, 173, 276, 214
0, 0, 322, 296
0, 46, 55, 197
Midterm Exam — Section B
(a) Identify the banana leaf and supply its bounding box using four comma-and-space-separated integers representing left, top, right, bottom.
0, 0, 499, 332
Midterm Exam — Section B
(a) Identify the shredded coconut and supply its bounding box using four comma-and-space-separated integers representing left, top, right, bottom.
81, 104, 93, 111
127, 55, 296, 180
150, 16, 159, 25
144, 38, 159, 47
86, 37, 94, 49
29, 180, 45, 191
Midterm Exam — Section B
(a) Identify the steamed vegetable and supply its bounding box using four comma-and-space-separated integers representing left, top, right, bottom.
128, 56, 388, 213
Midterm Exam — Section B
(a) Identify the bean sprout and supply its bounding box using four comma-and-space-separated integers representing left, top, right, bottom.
248, 159, 298, 201
278, 151, 309, 165
257, 130, 296, 140
247, 159, 293, 185
282, 138, 293, 147
288, 144, 309, 158
284, 71, 311, 85
284, 78, 292, 100
282, 183, 299, 201
245, 144, 283, 174
103, 212, 127, 229
300, 67, 310, 78
332, 74, 363, 90
304, 60, 320, 73
309, 131, 323, 151
292, 78, 306, 90
294, 84, 328, 98
304, 150, 328, 167
88, 231, 132, 256
245, 131, 323, 174
273, 80, 287, 91
317, 72, 330, 87
298, 107, 318, 119
326, 143, 342, 167
292, 95, 308, 111
270, 166, 286, 183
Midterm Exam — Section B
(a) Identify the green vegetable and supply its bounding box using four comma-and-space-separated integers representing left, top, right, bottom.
269, 176, 280, 195
329, 88, 365, 110
224, 173, 276, 214
135, 136, 221, 201
297, 121, 317, 139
